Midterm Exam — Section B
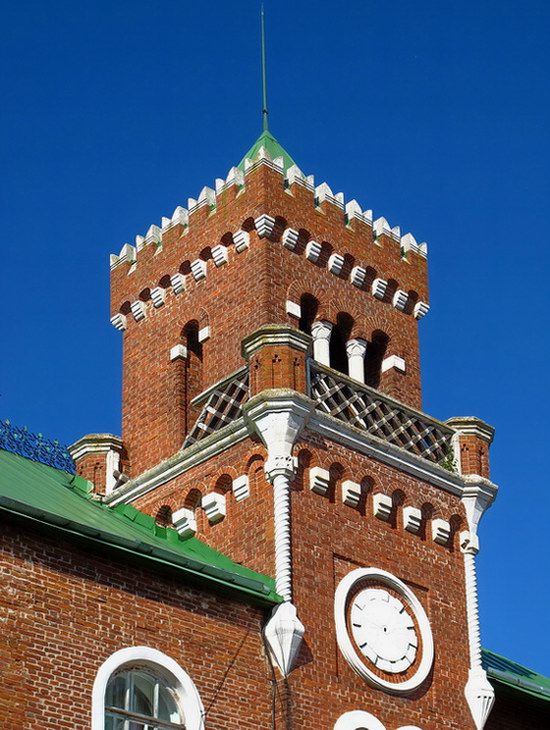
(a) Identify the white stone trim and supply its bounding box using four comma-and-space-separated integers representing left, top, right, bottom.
341, 480, 361, 508
170, 344, 188, 361
198, 326, 210, 343
393, 289, 409, 311
172, 507, 197, 538
91, 646, 204, 730
190, 259, 207, 282
381, 355, 406, 374
346, 339, 368, 383
333, 710, 386, 730
371, 278, 388, 299
286, 300, 302, 319
211, 244, 228, 267
328, 253, 345, 275
130, 300, 146, 322
350, 266, 366, 288
170, 273, 186, 294
431, 518, 451, 545
233, 229, 250, 252
263, 601, 305, 677
254, 214, 276, 238
232, 475, 250, 502
201, 493, 226, 524
110, 313, 127, 331
414, 301, 430, 320
309, 466, 330, 496
403, 506, 422, 534
311, 320, 332, 366
145, 224, 161, 245
334, 568, 434, 695
305, 240, 322, 262
282, 227, 300, 250
150, 287, 166, 308
373, 493, 393, 521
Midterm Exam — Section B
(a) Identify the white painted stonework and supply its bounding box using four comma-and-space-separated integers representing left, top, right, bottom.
201, 493, 226, 524
232, 475, 250, 502
328, 253, 345, 275
350, 265, 366, 288
371, 278, 388, 299
311, 320, 332, 366
282, 227, 300, 250
286, 300, 302, 318
382, 355, 406, 374
309, 466, 330, 496
172, 507, 197, 538
263, 601, 305, 677
170, 344, 187, 362
130, 300, 146, 322
150, 286, 166, 308
198, 326, 210, 343
170, 273, 186, 294
233, 229, 250, 252
373, 493, 393, 521
414, 301, 430, 319
110, 313, 127, 331
432, 518, 451, 545
403, 506, 422, 534
254, 214, 276, 238
190, 259, 207, 282
346, 339, 368, 383
305, 240, 322, 262
341, 480, 361, 508
393, 289, 409, 311
211, 244, 228, 267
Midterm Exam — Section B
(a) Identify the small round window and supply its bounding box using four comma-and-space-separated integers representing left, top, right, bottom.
105, 667, 184, 729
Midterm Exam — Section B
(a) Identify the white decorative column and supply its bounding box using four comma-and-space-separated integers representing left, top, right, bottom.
311, 320, 332, 366
460, 476, 498, 730
345, 338, 368, 383
244, 392, 313, 676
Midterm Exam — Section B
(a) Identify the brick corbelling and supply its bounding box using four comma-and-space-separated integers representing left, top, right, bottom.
0, 524, 274, 730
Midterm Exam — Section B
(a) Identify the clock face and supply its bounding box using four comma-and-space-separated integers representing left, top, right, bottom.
350, 588, 418, 674
335, 568, 434, 694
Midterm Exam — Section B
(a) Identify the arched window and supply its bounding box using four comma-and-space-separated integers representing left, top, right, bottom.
182, 320, 203, 435
330, 312, 354, 375
364, 330, 389, 388
155, 505, 173, 527
105, 668, 183, 728
298, 293, 319, 335
92, 647, 204, 730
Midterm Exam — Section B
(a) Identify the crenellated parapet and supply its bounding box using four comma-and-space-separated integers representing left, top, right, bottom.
109, 143, 430, 327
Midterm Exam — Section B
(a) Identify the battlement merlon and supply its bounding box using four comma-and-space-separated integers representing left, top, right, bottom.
109, 142, 430, 320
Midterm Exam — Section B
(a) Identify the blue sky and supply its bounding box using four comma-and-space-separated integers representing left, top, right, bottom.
1, 1, 549, 675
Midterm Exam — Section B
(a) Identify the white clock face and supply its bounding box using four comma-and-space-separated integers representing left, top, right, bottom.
350, 588, 418, 673
334, 568, 434, 694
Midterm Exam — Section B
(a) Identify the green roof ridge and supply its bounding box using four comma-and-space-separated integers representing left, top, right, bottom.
238, 130, 297, 173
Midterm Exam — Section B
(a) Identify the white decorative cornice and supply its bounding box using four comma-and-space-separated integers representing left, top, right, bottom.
172, 507, 197, 538
373, 493, 393, 521
130, 300, 146, 322
350, 265, 366, 288
403, 505, 422, 533
68, 434, 123, 495
414, 301, 430, 320
201, 493, 226, 524
232, 475, 250, 502
211, 244, 228, 267
170, 273, 186, 294
341, 480, 361, 508
305, 240, 322, 262
309, 466, 330, 496
381, 355, 406, 374
198, 326, 210, 343
393, 289, 409, 311
282, 227, 300, 250
431, 518, 451, 545
150, 287, 166, 308
110, 313, 127, 331
285, 300, 301, 319
446, 417, 495, 445
328, 253, 345, 275
190, 259, 207, 282
371, 278, 388, 299
254, 214, 276, 238
241, 325, 311, 360
170, 344, 187, 361
233, 229, 250, 252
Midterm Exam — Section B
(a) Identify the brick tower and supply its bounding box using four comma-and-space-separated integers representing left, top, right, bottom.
72, 128, 499, 730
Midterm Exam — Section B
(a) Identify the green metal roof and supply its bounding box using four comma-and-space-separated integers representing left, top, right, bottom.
482, 648, 550, 702
238, 130, 297, 173
0, 448, 281, 606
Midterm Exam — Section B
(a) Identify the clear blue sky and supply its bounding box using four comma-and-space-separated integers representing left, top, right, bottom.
1, 0, 549, 675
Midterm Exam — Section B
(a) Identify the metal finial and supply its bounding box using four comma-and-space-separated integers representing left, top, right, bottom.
261, 4, 269, 131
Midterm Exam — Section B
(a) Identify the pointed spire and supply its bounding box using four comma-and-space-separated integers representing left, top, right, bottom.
261, 4, 269, 132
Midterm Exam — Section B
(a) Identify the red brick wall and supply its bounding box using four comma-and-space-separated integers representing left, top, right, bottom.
112, 165, 428, 477
0, 522, 274, 730
486, 689, 549, 728
133, 429, 477, 730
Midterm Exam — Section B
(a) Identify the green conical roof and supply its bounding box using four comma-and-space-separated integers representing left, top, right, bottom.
238, 130, 297, 172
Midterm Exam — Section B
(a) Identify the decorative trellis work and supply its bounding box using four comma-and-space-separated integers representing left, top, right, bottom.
0, 420, 75, 473
309, 363, 454, 464
183, 368, 250, 447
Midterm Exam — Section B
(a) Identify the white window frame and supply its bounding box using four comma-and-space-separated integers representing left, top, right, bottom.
92, 646, 205, 730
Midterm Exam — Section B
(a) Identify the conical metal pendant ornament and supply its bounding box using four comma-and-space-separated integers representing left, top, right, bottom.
263, 601, 305, 676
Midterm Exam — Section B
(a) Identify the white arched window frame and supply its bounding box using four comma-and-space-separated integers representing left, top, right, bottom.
92, 646, 205, 730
